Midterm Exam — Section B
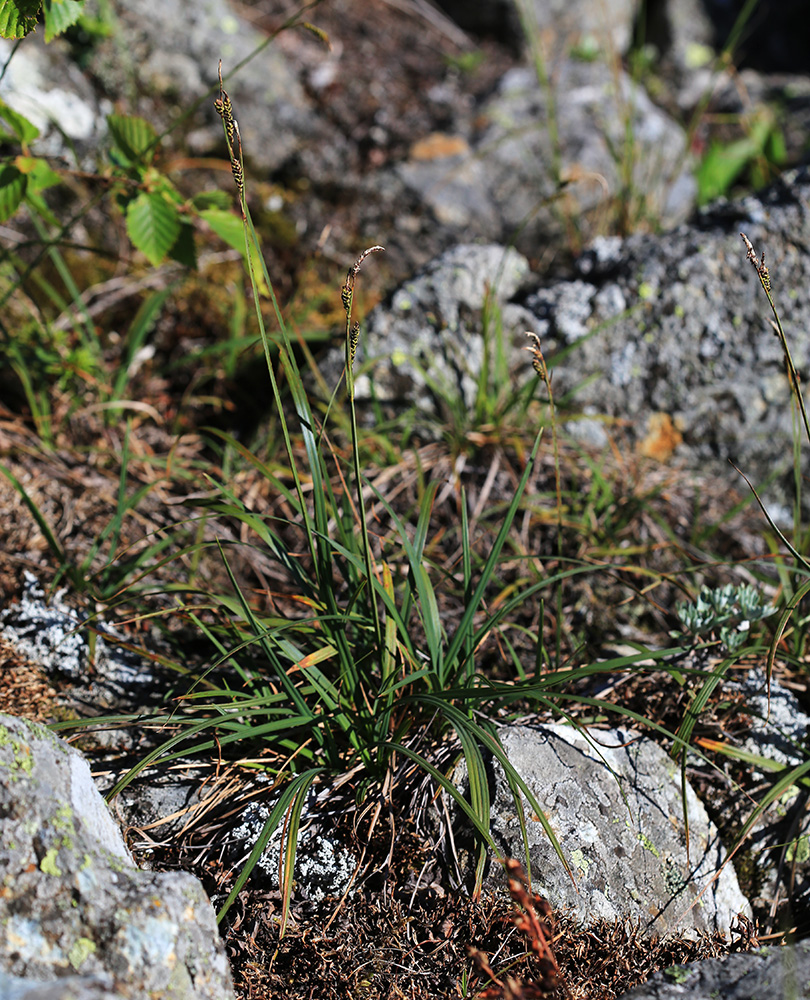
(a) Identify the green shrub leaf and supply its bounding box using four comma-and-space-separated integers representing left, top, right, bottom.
0, 0, 40, 38
126, 191, 181, 266
0, 99, 39, 145
17, 156, 61, 192
0, 164, 27, 221
107, 114, 158, 166
168, 220, 197, 268
192, 190, 232, 211
42, 0, 84, 41
199, 207, 244, 251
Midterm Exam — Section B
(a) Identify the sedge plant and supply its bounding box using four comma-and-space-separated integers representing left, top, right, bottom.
42, 54, 745, 945
81, 66, 704, 937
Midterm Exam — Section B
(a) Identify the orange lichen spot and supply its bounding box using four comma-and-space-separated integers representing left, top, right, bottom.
638, 412, 683, 461
409, 133, 470, 161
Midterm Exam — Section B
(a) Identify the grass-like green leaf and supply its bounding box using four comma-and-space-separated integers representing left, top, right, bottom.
217, 768, 325, 925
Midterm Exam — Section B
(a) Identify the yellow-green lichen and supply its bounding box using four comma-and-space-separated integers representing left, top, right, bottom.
68, 936, 96, 970
570, 848, 590, 876
40, 847, 62, 876
637, 831, 660, 858
787, 835, 810, 865
0, 726, 34, 776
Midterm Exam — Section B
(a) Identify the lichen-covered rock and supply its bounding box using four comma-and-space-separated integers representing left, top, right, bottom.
347, 242, 531, 417
434, 0, 638, 57
455, 724, 750, 937
616, 939, 810, 999
525, 167, 810, 499
0, 714, 235, 1000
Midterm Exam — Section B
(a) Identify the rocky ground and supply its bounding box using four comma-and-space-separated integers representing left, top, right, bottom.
3, 0, 810, 998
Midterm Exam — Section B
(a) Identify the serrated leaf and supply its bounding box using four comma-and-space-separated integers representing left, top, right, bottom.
0, 0, 40, 38
15, 156, 61, 192
0, 99, 39, 145
0, 164, 27, 221
200, 208, 268, 296
107, 114, 158, 166
168, 220, 197, 268
199, 207, 244, 250
126, 191, 181, 266
191, 190, 232, 211
42, 0, 83, 41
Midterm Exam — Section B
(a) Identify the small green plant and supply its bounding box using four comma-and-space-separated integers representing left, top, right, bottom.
73, 66, 709, 944
0, 0, 86, 40
696, 106, 786, 205
673, 583, 776, 654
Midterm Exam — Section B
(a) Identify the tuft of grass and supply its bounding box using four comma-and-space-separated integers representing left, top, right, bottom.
73, 67, 740, 942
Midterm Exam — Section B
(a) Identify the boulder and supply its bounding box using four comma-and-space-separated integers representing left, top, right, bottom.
434, 0, 639, 55
396, 58, 696, 251
0, 714, 235, 1000
349, 242, 532, 417
616, 939, 810, 999
525, 166, 810, 496
455, 724, 750, 936
89, 0, 337, 174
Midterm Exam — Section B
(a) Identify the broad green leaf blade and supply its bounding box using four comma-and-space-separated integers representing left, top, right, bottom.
42, 0, 83, 41
199, 207, 244, 250
17, 155, 61, 192
126, 191, 181, 266
192, 190, 232, 211
0, 0, 39, 38
0, 164, 26, 221
168, 220, 197, 268
107, 113, 158, 165
0, 99, 39, 144
200, 208, 268, 295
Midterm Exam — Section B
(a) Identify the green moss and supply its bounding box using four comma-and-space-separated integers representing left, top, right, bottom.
663, 965, 690, 984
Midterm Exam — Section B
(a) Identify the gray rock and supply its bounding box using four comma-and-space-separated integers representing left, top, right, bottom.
397, 59, 696, 250
435, 0, 638, 55
0, 967, 120, 999
0, 35, 108, 167
0, 714, 235, 1000
647, 0, 716, 84
0, 574, 164, 732
349, 243, 532, 416
524, 167, 810, 496
88, 0, 337, 174
456, 724, 750, 936
714, 670, 810, 928
616, 939, 810, 999
220, 790, 358, 908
